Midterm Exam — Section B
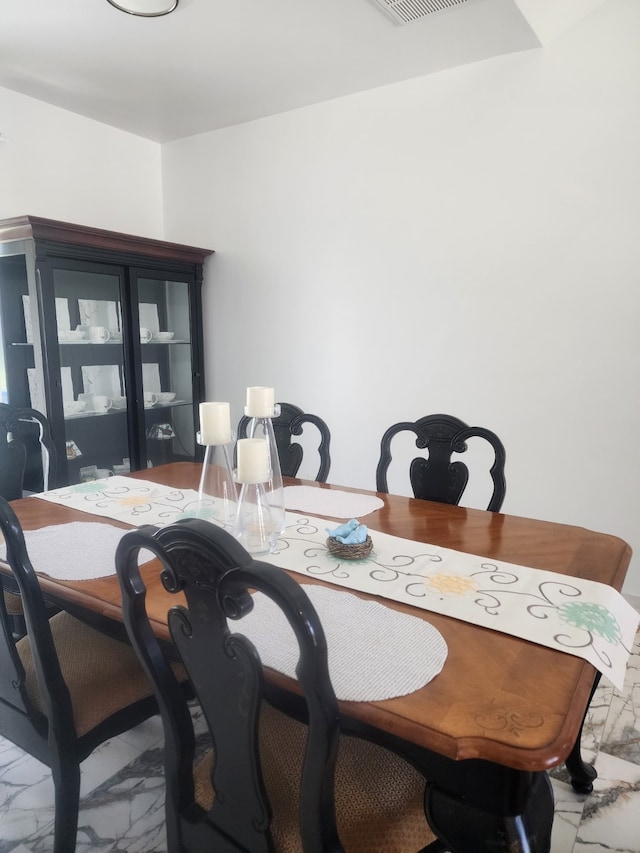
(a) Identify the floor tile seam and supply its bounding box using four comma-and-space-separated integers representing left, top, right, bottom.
114, 731, 165, 753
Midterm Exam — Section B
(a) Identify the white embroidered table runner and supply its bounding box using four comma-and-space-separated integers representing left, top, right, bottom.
34, 477, 384, 525
34, 477, 638, 689
35, 476, 205, 526
267, 515, 638, 690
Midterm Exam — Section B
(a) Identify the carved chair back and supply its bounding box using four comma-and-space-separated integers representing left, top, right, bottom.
0, 403, 57, 500
238, 402, 331, 482
376, 413, 506, 512
0, 498, 69, 735
116, 519, 343, 853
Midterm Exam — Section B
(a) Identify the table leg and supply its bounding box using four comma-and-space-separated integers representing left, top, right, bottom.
564, 672, 601, 794
423, 770, 554, 853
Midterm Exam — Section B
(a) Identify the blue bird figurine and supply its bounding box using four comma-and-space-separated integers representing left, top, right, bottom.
326, 518, 359, 539
336, 524, 368, 545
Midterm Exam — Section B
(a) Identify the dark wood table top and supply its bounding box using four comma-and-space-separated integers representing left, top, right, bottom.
5, 462, 632, 773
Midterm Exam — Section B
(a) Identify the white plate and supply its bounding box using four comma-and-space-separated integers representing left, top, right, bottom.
139, 303, 160, 333
81, 364, 123, 398
22, 295, 33, 342
142, 362, 161, 392
78, 299, 120, 330
28, 367, 73, 411
22, 296, 71, 342
55, 298, 71, 332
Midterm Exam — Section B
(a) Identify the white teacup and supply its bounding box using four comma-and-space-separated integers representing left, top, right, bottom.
89, 325, 111, 343
144, 392, 158, 408
93, 395, 113, 413
140, 327, 153, 343
110, 396, 127, 410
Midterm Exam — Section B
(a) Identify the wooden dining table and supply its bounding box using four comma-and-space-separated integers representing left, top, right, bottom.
3, 462, 633, 852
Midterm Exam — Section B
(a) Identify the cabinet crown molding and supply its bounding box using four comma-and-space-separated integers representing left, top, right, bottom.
0, 216, 213, 265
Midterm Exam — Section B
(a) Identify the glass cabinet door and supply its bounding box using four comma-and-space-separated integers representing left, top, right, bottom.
50, 265, 131, 482
134, 272, 198, 469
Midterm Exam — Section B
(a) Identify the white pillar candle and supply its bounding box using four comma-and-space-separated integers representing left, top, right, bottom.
236, 438, 270, 484
199, 402, 231, 445
245, 386, 275, 418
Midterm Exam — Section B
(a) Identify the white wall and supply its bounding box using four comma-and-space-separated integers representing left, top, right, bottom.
0, 86, 163, 236
162, 0, 640, 594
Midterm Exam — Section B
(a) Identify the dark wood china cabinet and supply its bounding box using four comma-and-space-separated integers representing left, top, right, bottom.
0, 216, 213, 489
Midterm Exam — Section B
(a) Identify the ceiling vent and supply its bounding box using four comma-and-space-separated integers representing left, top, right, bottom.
369, 0, 471, 26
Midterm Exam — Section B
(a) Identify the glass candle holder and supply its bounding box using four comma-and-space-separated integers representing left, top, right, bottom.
232, 438, 277, 555
244, 387, 285, 535
196, 400, 236, 525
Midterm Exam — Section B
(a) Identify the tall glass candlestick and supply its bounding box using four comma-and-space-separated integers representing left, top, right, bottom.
243, 386, 285, 535
196, 402, 237, 525
233, 438, 277, 555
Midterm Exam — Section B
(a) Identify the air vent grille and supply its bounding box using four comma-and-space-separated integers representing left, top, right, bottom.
370, 0, 471, 26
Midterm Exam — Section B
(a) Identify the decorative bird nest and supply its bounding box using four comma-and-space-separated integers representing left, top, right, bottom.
325, 535, 373, 560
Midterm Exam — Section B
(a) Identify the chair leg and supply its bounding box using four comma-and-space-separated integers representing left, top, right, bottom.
51, 757, 81, 853
10, 612, 27, 639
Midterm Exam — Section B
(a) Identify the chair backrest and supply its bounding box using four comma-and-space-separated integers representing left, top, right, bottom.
237, 402, 331, 482
376, 413, 506, 512
0, 498, 76, 762
0, 403, 57, 500
116, 519, 342, 853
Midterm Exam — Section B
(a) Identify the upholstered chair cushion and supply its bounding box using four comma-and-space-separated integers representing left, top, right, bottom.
17, 611, 186, 737
3, 590, 24, 615
193, 701, 435, 852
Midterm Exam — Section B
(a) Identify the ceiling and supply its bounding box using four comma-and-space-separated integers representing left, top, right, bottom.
0, 0, 599, 143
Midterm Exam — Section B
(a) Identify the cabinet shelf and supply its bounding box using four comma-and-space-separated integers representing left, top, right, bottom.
64, 401, 190, 420
56, 340, 191, 345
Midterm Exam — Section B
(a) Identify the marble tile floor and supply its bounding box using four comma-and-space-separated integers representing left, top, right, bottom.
1, 596, 639, 853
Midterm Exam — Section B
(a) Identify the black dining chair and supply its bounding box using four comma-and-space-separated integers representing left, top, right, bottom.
376, 413, 506, 512
0, 497, 188, 853
0, 402, 57, 499
237, 401, 331, 482
1, 403, 58, 636
116, 519, 443, 853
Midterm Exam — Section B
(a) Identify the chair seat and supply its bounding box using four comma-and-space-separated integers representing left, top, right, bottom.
194, 701, 436, 852
5, 588, 59, 615
17, 611, 185, 737
4, 589, 25, 615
